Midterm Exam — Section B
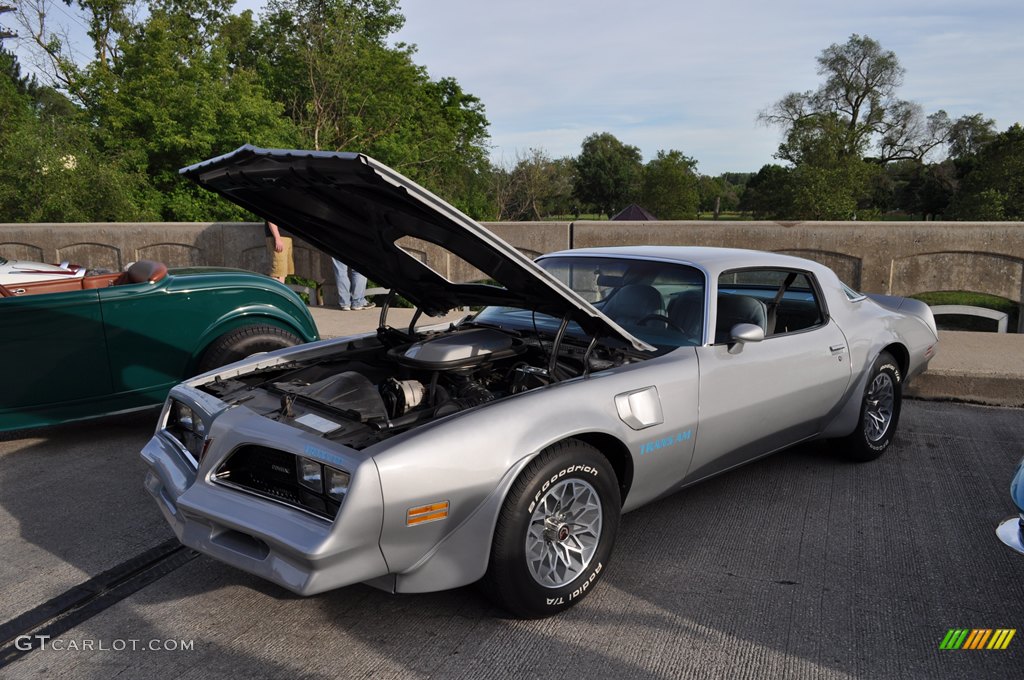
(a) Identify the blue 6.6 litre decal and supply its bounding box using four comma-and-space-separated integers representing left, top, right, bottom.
639, 430, 692, 456
303, 444, 348, 469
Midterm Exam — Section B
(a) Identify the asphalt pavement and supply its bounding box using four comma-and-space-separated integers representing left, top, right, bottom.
1, 399, 1022, 679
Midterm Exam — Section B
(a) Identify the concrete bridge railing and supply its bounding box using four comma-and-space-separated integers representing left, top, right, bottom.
2, 220, 1022, 329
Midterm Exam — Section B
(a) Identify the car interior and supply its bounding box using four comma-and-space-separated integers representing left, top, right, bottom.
716, 269, 825, 342
714, 294, 768, 343
0, 260, 168, 298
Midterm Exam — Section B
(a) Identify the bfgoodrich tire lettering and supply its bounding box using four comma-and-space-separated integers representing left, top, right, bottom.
841, 351, 902, 462
481, 440, 620, 618
197, 325, 302, 373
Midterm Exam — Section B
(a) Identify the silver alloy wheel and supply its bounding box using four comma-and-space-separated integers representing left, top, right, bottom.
525, 478, 603, 588
863, 372, 895, 442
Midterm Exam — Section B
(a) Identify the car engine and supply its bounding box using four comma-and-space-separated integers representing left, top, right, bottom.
200, 327, 609, 450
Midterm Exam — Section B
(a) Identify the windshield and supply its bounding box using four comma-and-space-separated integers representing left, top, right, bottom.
475, 255, 706, 348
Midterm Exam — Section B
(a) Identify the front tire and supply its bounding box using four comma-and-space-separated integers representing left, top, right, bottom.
481, 440, 620, 618
197, 324, 302, 373
841, 351, 902, 461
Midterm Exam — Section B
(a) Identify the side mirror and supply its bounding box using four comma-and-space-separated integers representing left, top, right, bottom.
728, 323, 765, 354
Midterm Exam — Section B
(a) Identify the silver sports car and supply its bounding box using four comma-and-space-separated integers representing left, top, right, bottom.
141, 146, 938, 618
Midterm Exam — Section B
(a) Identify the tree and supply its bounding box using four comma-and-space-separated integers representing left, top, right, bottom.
11, 0, 492, 220
0, 49, 155, 221
640, 150, 699, 220
252, 0, 490, 215
698, 174, 746, 217
493, 148, 575, 221
573, 132, 642, 217
91, 1, 300, 219
740, 165, 793, 219
946, 113, 997, 160
760, 34, 948, 165
788, 160, 877, 220
949, 124, 1024, 220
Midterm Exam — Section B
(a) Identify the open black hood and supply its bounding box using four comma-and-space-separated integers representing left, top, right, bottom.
181, 146, 652, 350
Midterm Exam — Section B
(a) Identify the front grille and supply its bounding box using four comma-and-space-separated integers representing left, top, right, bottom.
215, 445, 341, 520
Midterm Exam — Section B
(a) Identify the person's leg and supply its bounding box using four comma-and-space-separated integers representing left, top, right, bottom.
268, 237, 286, 283
283, 238, 294, 278
333, 258, 352, 309
351, 270, 368, 308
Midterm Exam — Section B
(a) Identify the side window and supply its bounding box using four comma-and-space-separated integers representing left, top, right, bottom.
716, 269, 826, 342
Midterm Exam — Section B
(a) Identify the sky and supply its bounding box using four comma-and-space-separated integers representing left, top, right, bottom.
384, 0, 1024, 174
7, 0, 1023, 175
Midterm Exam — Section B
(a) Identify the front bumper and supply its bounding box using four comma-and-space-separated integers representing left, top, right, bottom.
996, 515, 1024, 555
140, 405, 390, 596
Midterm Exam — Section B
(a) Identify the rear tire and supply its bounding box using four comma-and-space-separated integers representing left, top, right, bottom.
197, 325, 302, 373
481, 440, 620, 618
841, 351, 902, 462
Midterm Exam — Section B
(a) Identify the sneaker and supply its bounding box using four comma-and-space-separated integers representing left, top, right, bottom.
351, 302, 373, 310
339, 305, 351, 311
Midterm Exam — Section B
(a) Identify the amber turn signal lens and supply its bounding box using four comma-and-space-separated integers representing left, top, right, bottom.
406, 501, 449, 526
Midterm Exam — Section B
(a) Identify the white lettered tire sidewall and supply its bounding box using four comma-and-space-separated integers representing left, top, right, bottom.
844, 351, 903, 461
483, 440, 620, 618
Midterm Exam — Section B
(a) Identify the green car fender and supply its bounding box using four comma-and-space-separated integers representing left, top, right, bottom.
188, 301, 320, 374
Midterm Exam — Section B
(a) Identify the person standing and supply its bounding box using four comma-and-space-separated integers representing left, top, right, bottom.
266, 221, 294, 283
333, 258, 370, 310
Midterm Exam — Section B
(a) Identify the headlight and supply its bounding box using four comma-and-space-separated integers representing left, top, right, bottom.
298, 457, 323, 492
295, 456, 349, 503
325, 467, 351, 501
165, 399, 210, 466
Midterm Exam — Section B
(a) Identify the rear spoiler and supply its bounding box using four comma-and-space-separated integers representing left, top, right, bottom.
866, 294, 938, 337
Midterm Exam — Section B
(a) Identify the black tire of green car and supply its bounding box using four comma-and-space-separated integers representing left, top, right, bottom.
481, 439, 620, 618
197, 325, 302, 373
841, 350, 903, 462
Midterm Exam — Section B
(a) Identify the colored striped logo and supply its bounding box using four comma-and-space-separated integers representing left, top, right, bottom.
940, 629, 1015, 650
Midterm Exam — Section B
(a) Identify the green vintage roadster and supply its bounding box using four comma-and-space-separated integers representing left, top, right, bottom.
0, 259, 319, 431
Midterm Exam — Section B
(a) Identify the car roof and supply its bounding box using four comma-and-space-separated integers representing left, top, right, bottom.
540, 246, 835, 280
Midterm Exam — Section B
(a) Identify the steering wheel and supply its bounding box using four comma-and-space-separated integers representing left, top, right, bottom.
637, 313, 684, 333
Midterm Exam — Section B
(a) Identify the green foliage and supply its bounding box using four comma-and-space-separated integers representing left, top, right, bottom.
947, 113, 997, 160
911, 291, 1019, 332
3, 0, 490, 222
739, 165, 793, 219
697, 174, 746, 215
788, 161, 876, 220
0, 50, 157, 221
760, 34, 930, 164
251, 0, 490, 216
640, 150, 699, 220
6, 13, 1023, 224
90, 3, 300, 220
573, 132, 642, 217
739, 160, 876, 220
753, 34, 1003, 220
949, 124, 1024, 221
493, 149, 575, 221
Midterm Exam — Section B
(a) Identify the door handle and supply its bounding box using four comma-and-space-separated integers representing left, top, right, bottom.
829, 344, 845, 353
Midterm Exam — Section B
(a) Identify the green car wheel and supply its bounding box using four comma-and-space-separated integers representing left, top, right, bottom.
198, 325, 303, 373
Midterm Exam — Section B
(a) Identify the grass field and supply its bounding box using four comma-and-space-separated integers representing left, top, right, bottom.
911, 291, 1019, 333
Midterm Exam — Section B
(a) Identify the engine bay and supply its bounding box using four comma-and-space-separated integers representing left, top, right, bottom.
199, 324, 629, 450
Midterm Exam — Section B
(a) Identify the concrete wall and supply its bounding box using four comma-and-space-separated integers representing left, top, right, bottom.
3, 220, 1023, 311
573, 221, 1024, 305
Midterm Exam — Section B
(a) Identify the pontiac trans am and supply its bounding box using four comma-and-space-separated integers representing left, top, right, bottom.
141, 146, 938, 618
